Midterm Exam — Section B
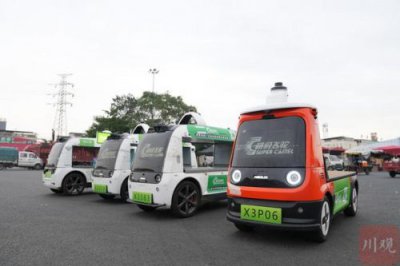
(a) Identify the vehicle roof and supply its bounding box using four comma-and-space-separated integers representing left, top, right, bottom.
241, 102, 317, 115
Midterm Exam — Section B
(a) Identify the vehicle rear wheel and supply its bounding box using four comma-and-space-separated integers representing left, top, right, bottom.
62, 173, 86, 195
120, 178, 129, 202
99, 194, 116, 200
34, 164, 42, 170
50, 188, 63, 194
171, 180, 201, 218
137, 204, 156, 212
344, 187, 358, 217
313, 197, 331, 242
234, 223, 254, 232
389, 171, 396, 178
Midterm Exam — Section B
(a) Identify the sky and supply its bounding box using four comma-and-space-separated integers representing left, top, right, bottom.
0, 0, 399, 140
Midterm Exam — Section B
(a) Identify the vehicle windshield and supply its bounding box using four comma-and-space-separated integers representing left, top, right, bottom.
232, 116, 306, 168
132, 131, 173, 172
46, 142, 65, 167
95, 139, 124, 170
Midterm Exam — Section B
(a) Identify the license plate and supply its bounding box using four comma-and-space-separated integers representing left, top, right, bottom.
240, 204, 282, 224
93, 184, 108, 194
132, 191, 152, 204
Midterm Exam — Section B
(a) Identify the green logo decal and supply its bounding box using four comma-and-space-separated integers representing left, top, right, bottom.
79, 138, 95, 147
187, 125, 235, 142
207, 175, 227, 193
333, 177, 351, 214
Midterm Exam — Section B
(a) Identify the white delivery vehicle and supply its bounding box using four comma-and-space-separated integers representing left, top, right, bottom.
42, 136, 103, 195
91, 124, 149, 202
128, 113, 235, 217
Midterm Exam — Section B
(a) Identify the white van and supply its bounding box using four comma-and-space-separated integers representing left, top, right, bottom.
18, 151, 44, 169
91, 124, 149, 202
42, 137, 102, 195
128, 113, 235, 217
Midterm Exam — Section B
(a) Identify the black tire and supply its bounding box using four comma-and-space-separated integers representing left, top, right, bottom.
120, 178, 129, 202
344, 187, 358, 217
137, 204, 156, 212
364, 168, 370, 175
389, 171, 396, 178
171, 180, 201, 218
234, 223, 254, 232
34, 164, 42, 170
50, 188, 63, 194
0, 164, 4, 170
313, 197, 331, 243
98, 194, 116, 200
62, 173, 86, 195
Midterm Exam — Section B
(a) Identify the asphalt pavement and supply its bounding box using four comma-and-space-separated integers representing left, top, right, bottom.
0, 170, 399, 266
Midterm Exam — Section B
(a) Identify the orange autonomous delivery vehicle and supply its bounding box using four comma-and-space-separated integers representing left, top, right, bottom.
226, 82, 358, 242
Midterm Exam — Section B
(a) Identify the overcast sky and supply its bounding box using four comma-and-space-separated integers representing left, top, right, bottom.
0, 0, 399, 140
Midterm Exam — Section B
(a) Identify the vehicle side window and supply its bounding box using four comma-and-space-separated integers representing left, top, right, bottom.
214, 143, 232, 167
193, 143, 214, 167
183, 141, 233, 169
29, 154, 36, 158
20, 153, 27, 158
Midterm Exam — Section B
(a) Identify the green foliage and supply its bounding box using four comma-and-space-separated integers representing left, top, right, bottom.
86, 92, 197, 137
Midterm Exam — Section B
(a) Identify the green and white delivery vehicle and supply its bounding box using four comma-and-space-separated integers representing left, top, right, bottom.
128, 112, 235, 217
91, 124, 149, 202
43, 135, 105, 195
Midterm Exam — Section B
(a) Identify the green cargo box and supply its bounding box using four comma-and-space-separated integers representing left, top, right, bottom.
0, 147, 18, 163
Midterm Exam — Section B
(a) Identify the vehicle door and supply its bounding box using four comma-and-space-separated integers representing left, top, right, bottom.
18, 152, 29, 166
28, 153, 38, 166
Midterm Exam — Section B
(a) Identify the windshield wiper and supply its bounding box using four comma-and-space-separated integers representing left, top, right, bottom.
133, 168, 155, 172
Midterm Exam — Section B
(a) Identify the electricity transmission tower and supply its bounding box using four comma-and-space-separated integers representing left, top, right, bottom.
48, 74, 74, 138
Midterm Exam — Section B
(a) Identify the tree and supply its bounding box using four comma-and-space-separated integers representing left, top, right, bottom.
86, 91, 197, 137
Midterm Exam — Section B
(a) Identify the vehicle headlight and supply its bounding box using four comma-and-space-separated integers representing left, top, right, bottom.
286, 171, 303, 186
129, 173, 135, 182
231, 170, 242, 184
155, 174, 162, 183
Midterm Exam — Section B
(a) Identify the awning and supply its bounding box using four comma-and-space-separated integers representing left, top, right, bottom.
373, 145, 400, 156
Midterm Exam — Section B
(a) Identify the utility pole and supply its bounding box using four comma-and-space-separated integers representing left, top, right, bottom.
48, 74, 74, 138
148, 68, 159, 121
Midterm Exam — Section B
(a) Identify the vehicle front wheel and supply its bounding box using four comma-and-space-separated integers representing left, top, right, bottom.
137, 204, 156, 212
313, 198, 331, 242
389, 171, 396, 178
344, 187, 358, 217
34, 164, 42, 170
234, 223, 254, 232
120, 178, 129, 203
62, 173, 86, 195
171, 180, 201, 218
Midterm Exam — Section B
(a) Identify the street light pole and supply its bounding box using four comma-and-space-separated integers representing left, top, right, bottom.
148, 68, 159, 93
148, 68, 159, 121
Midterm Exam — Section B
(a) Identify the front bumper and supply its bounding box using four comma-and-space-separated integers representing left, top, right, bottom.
227, 197, 323, 230
128, 180, 173, 208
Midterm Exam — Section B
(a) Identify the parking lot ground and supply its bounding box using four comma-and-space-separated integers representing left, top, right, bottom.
0, 170, 399, 266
